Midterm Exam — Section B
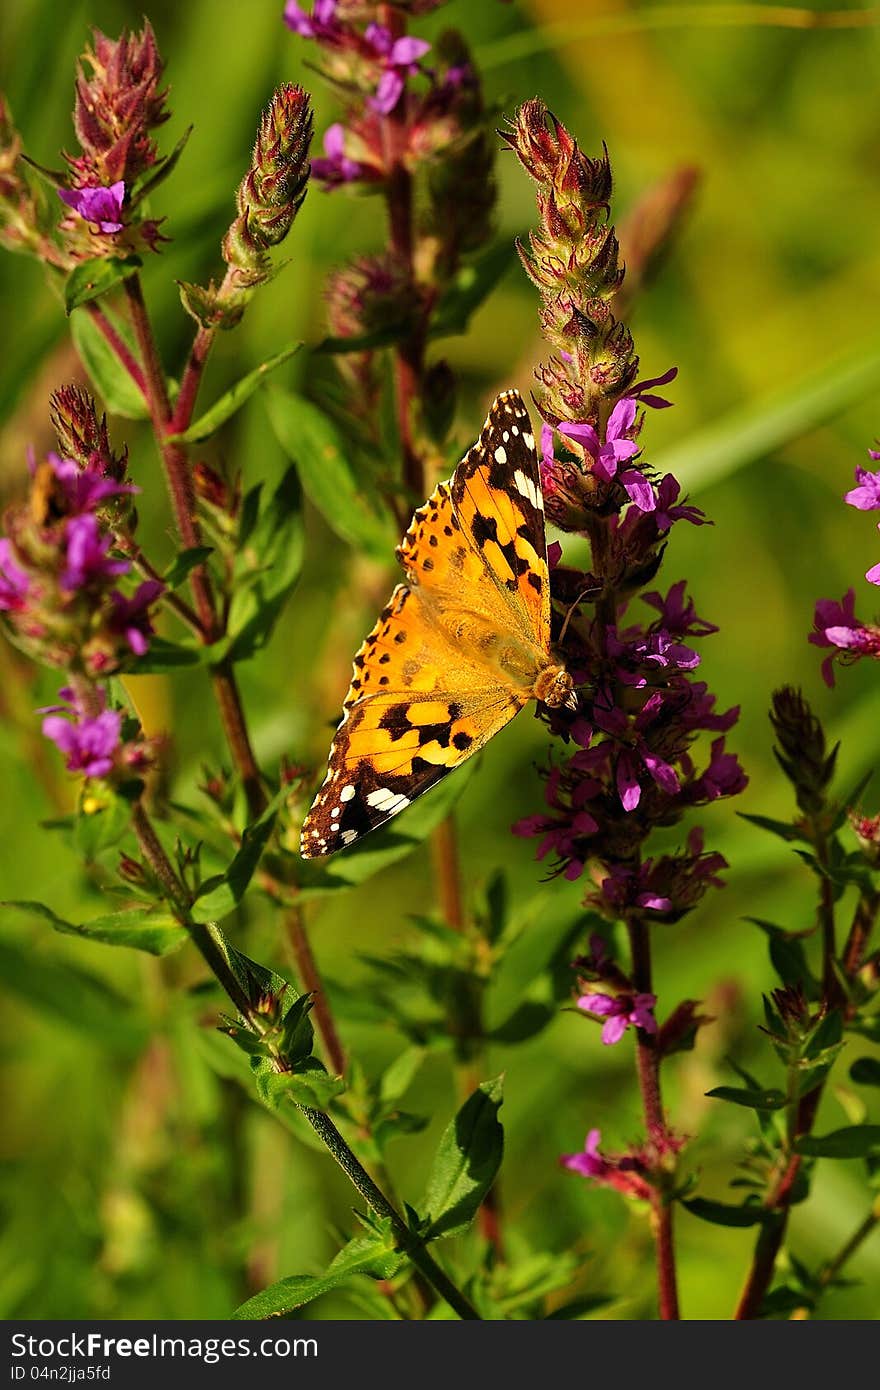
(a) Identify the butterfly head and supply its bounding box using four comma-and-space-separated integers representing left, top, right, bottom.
534, 662, 577, 712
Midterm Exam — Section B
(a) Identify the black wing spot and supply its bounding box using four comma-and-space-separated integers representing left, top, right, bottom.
448, 701, 463, 719
379, 704, 413, 741
527, 571, 543, 593
379, 653, 391, 664
394, 631, 407, 644
452, 731, 473, 751
429, 534, 438, 547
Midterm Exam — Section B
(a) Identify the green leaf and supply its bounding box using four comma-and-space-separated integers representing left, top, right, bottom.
167, 343, 301, 444
655, 338, 880, 489
748, 918, 818, 994
850, 1058, 880, 1088
264, 385, 391, 557
430, 241, 514, 338
738, 813, 807, 844
378, 1045, 426, 1106
131, 635, 207, 672
253, 1059, 345, 1111
64, 256, 141, 314
70, 307, 149, 419
683, 1197, 769, 1228
3, 900, 187, 957
795, 1126, 880, 1158
232, 1229, 402, 1319
423, 1077, 504, 1239
162, 546, 214, 590
191, 789, 286, 923
706, 1085, 787, 1111
226, 466, 304, 661
73, 786, 132, 862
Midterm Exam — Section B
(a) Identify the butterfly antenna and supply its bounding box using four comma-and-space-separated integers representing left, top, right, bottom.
557, 583, 600, 646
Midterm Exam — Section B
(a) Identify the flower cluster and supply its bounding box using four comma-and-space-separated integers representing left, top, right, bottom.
56, 22, 169, 257
285, 2, 495, 447
508, 104, 745, 914
812, 443, 880, 686
0, 390, 162, 678
561, 1126, 685, 1200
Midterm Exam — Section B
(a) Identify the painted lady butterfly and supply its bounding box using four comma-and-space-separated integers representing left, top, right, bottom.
300, 389, 575, 858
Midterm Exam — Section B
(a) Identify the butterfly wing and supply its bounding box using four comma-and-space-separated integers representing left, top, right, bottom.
300, 584, 525, 857
300, 390, 552, 859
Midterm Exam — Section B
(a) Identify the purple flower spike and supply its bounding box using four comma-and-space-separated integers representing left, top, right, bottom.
58, 181, 125, 233
41, 688, 122, 779
0, 538, 30, 612
61, 514, 130, 592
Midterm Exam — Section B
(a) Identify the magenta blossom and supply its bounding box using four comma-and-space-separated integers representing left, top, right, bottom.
60, 514, 130, 592
845, 464, 880, 512
555, 398, 657, 511
41, 687, 122, 778
47, 453, 134, 514
312, 123, 367, 186
282, 0, 340, 39
577, 989, 658, 1045
107, 580, 163, 656
0, 538, 30, 612
58, 181, 125, 233
810, 590, 880, 686
561, 1129, 653, 1200
365, 24, 431, 114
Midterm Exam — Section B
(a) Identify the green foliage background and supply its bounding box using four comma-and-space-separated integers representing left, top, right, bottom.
1, 0, 879, 1318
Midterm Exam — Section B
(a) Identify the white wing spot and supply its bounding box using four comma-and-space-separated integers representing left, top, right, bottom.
341, 829, 357, 845
513, 468, 541, 510
502, 430, 510, 443
366, 787, 411, 815
510, 424, 520, 436
340, 784, 355, 802
523, 432, 534, 450
494, 445, 507, 465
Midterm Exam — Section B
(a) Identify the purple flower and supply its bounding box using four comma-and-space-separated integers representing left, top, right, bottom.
0, 538, 29, 612
577, 990, 658, 1045
653, 474, 706, 530
60, 514, 130, 592
845, 464, 880, 512
312, 123, 365, 186
810, 590, 880, 686
107, 580, 163, 656
512, 760, 599, 881
58, 181, 125, 233
41, 687, 122, 778
561, 1129, 653, 1200
282, 0, 339, 39
687, 737, 748, 802
47, 452, 134, 514
593, 693, 681, 812
641, 580, 718, 638
365, 25, 431, 114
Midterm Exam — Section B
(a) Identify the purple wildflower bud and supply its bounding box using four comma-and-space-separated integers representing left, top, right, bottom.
561, 1129, 653, 1200
0, 538, 29, 612
58, 181, 125, 233
60, 514, 130, 592
577, 989, 658, 1045
107, 579, 164, 656
41, 687, 122, 778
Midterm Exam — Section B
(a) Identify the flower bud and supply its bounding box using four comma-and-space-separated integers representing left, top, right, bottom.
769, 686, 836, 817
68, 23, 168, 188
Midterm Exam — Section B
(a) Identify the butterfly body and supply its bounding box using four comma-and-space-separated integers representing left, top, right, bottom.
300, 390, 572, 859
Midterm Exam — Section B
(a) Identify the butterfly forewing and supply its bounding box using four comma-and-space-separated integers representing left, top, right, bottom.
300, 390, 552, 858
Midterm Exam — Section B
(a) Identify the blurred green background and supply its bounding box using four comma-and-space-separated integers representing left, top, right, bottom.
1, 0, 880, 1319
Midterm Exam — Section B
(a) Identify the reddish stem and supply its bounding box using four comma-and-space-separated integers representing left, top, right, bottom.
627, 917, 680, 1320
286, 907, 346, 1077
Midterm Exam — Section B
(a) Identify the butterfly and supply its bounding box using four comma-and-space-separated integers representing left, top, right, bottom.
300, 389, 575, 858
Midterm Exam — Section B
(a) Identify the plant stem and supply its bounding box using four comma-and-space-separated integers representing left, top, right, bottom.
301, 1106, 481, 1319
842, 885, 880, 981
115, 534, 202, 636
431, 813, 465, 930
130, 798, 479, 1320
816, 1199, 880, 1293
627, 916, 680, 1320
814, 831, 842, 1005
